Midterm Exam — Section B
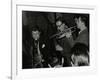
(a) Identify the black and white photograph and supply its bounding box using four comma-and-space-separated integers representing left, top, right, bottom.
11, 2, 97, 80
22, 11, 89, 69
0, 0, 99, 79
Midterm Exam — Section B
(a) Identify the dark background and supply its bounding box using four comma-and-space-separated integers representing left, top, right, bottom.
22, 11, 89, 68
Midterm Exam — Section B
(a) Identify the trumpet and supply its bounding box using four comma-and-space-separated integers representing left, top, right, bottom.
50, 26, 76, 39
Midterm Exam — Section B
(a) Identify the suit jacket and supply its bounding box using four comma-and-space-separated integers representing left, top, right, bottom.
57, 29, 89, 57
75, 28, 89, 46
31, 37, 54, 64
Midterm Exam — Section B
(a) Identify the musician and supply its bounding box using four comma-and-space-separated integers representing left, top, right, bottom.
55, 18, 73, 66
30, 26, 51, 68
66, 14, 89, 47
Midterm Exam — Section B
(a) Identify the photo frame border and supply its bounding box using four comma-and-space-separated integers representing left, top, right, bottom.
11, 1, 97, 80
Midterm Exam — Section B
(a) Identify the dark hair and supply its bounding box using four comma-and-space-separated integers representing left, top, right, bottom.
74, 14, 89, 28
71, 43, 89, 66
31, 25, 41, 32
71, 43, 89, 56
30, 25, 41, 40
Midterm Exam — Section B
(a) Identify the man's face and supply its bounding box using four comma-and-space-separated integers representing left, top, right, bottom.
56, 20, 65, 32
75, 17, 83, 29
32, 31, 40, 40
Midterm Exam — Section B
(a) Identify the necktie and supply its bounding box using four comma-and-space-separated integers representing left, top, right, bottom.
33, 40, 42, 64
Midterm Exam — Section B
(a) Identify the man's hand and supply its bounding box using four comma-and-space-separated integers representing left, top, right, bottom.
65, 30, 72, 38
55, 44, 63, 51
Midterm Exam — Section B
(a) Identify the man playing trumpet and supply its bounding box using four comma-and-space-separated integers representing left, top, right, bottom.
55, 18, 73, 66
55, 14, 89, 67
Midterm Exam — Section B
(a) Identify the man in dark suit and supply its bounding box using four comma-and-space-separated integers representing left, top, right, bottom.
30, 26, 54, 68
66, 14, 89, 47
74, 15, 89, 46
55, 18, 73, 66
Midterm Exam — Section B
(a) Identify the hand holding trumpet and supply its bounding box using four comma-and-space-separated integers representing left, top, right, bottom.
50, 26, 76, 39
58, 31, 71, 39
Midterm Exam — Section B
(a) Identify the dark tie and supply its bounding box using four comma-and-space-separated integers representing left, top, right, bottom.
33, 40, 42, 64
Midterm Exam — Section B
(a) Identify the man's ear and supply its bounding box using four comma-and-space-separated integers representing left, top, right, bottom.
71, 54, 75, 62
71, 54, 76, 66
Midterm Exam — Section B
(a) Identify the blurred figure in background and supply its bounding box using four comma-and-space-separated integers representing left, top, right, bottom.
70, 43, 89, 66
